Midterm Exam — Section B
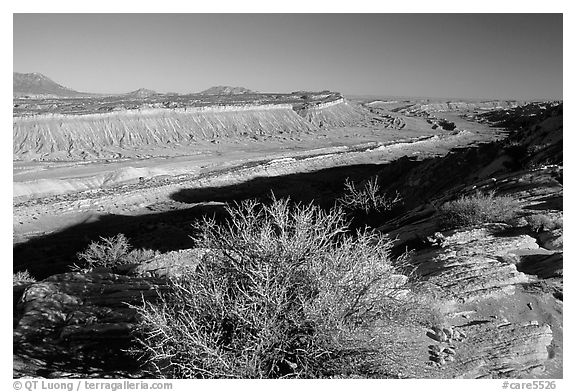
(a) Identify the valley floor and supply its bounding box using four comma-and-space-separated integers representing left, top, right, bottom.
14, 111, 501, 243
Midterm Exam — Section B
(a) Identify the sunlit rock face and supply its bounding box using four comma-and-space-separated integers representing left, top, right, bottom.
13, 105, 320, 160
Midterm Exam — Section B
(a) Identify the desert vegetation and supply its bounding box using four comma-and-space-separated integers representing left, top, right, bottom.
524, 213, 563, 233
438, 190, 522, 229
129, 197, 435, 378
13, 270, 36, 284
72, 233, 158, 273
337, 176, 401, 215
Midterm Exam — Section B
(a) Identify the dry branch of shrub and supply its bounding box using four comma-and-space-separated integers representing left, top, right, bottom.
337, 176, 401, 215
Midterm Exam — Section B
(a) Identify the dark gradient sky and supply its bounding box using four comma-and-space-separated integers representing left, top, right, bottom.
13, 14, 563, 100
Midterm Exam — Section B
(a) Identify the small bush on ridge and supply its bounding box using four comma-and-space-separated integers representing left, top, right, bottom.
13, 270, 36, 284
72, 234, 158, 272
438, 190, 521, 229
525, 214, 563, 233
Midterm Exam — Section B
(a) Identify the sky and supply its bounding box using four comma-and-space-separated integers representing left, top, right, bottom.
13, 13, 563, 100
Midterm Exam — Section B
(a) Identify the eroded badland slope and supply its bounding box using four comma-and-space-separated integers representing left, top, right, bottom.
13, 92, 562, 378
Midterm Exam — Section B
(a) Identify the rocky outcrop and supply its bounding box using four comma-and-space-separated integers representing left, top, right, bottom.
131, 248, 207, 278
296, 100, 370, 128
400, 100, 524, 116
422, 321, 553, 378
378, 163, 562, 378
13, 272, 169, 378
450, 322, 553, 378
410, 226, 535, 303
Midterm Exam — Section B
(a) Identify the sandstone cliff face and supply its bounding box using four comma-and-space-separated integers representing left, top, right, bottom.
401, 100, 525, 115
13, 105, 318, 160
296, 99, 370, 128
13, 97, 371, 161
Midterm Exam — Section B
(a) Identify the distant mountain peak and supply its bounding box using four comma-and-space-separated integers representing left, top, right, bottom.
13, 73, 257, 99
25, 72, 50, 80
13, 72, 90, 98
124, 88, 158, 98
199, 85, 256, 95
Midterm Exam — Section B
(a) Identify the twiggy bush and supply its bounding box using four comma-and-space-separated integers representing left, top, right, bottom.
338, 176, 401, 215
438, 190, 522, 229
13, 270, 36, 284
72, 234, 158, 272
133, 198, 417, 378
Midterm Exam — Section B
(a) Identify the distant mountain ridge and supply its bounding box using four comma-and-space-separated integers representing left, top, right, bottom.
13, 73, 260, 99
199, 86, 256, 95
122, 88, 158, 98
13, 72, 92, 98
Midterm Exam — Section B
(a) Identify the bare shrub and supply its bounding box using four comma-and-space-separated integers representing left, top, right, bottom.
438, 190, 522, 229
525, 214, 563, 233
13, 270, 36, 284
132, 198, 421, 378
338, 176, 401, 214
72, 234, 159, 272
